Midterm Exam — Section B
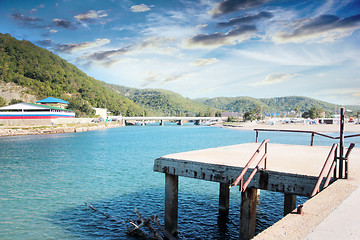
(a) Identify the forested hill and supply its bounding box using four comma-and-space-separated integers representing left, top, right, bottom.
196, 96, 358, 115
103, 84, 217, 116
0, 33, 143, 116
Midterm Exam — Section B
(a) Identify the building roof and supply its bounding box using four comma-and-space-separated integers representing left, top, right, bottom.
0, 103, 74, 112
36, 97, 69, 104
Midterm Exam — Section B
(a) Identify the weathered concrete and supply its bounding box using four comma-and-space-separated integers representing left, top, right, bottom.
155, 143, 335, 197
154, 142, 360, 239
165, 173, 178, 236
254, 147, 360, 239
284, 194, 297, 216
240, 187, 258, 239
219, 183, 230, 214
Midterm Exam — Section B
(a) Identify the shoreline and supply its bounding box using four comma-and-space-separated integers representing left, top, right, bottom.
1, 121, 359, 138
0, 122, 124, 137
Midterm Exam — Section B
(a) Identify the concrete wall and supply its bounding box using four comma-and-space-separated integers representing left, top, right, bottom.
0, 118, 93, 126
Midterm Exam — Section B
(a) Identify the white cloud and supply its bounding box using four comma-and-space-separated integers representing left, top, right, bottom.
189, 58, 219, 67
75, 10, 108, 21
131, 4, 154, 13
250, 73, 300, 87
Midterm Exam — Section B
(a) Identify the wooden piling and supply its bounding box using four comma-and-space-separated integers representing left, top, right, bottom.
219, 183, 230, 215
284, 193, 297, 216
165, 173, 178, 237
240, 187, 258, 240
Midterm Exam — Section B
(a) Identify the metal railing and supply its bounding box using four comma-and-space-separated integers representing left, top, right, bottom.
311, 143, 338, 197
311, 143, 355, 197
230, 139, 269, 192
254, 128, 360, 146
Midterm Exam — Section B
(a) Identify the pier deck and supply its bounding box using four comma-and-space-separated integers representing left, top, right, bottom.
154, 142, 358, 239
155, 143, 334, 196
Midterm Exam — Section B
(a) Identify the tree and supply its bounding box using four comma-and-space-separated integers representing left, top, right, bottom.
0, 96, 6, 107
243, 110, 257, 121
309, 106, 323, 119
9, 99, 22, 104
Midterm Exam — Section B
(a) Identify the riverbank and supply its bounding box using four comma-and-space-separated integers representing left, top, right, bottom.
0, 121, 124, 137
218, 121, 360, 133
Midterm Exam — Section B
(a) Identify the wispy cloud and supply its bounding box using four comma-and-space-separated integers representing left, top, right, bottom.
81, 37, 177, 65
217, 11, 273, 27
189, 58, 220, 67
250, 73, 300, 86
210, 0, 270, 17
55, 39, 110, 53
52, 18, 77, 30
10, 12, 44, 28
74, 10, 109, 25
131, 4, 154, 13
273, 14, 360, 43
184, 25, 256, 48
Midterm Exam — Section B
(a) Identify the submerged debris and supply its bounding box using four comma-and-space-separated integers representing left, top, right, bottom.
84, 203, 178, 240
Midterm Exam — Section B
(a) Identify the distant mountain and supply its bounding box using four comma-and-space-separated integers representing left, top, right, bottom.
196, 96, 357, 115
0, 33, 143, 116
103, 84, 218, 116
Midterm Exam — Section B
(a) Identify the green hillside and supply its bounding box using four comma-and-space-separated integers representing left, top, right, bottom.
0, 33, 143, 117
104, 84, 218, 116
196, 96, 357, 116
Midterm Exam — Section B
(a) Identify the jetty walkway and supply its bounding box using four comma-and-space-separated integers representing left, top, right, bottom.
153, 109, 360, 239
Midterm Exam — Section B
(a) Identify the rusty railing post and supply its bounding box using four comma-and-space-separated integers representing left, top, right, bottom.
310, 132, 315, 146
339, 108, 345, 178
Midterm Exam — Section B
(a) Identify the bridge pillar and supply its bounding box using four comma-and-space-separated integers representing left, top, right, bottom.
284, 193, 297, 216
160, 120, 165, 126
240, 187, 258, 240
177, 119, 183, 125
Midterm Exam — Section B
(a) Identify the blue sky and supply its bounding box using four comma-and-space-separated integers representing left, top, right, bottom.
1, 0, 360, 105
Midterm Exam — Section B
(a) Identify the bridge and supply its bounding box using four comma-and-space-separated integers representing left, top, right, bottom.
115, 116, 227, 126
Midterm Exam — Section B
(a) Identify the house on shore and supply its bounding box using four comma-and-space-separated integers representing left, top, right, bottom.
0, 98, 75, 126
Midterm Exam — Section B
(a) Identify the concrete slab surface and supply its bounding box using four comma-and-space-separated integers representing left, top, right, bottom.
163, 143, 334, 177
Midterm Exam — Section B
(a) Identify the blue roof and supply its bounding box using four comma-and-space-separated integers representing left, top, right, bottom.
36, 97, 69, 104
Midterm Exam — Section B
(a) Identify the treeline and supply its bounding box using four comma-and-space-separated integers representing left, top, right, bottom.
104, 84, 220, 117
196, 96, 351, 116
0, 33, 143, 116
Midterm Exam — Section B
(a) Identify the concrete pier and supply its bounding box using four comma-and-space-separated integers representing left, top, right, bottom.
154, 142, 359, 239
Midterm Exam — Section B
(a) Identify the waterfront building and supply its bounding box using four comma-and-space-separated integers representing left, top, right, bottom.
36, 97, 70, 109
0, 102, 75, 120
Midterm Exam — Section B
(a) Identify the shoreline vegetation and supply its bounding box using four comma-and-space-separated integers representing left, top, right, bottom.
0, 120, 359, 137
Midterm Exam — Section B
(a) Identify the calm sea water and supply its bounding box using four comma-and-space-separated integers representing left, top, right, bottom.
0, 124, 349, 239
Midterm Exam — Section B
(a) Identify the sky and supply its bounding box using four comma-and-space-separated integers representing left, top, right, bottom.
1, 0, 360, 105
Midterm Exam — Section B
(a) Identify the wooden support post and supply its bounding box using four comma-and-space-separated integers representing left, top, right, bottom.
219, 183, 230, 215
284, 193, 297, 216
255, 131, 259, 143
240, 187, 258, 240
165, 173, 178, 237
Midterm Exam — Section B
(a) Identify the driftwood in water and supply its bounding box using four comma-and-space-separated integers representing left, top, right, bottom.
84, 203, 178, 239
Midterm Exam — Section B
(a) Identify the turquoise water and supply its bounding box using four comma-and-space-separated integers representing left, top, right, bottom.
0, 125, 349, 239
